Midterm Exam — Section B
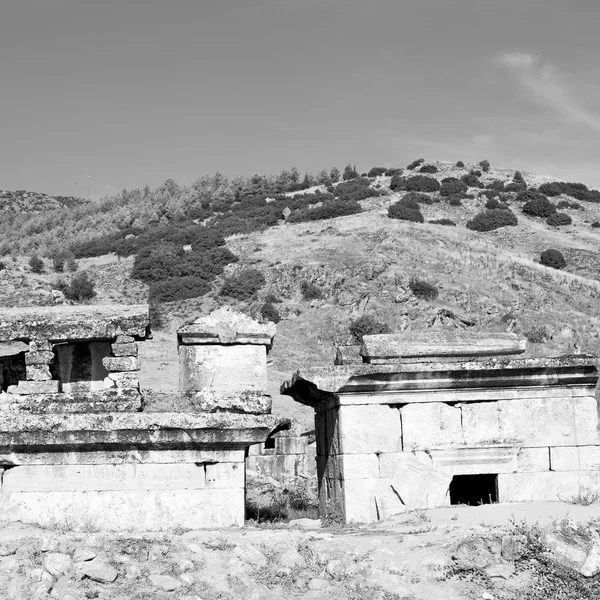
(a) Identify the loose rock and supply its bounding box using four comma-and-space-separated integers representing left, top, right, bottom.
82, 558, 118, 583
149, 574, 181, 592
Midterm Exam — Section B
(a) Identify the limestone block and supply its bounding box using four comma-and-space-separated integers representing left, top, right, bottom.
497, 471, 600, 502
338, 404, 402, 454
29, 339, 52, 352
378, 452, 429, 478
460, 402, 502, 445
373, 480, 411, 520
111, 343, 138, 357
107, 372, 139, 389
516, 447, 551, 472
25, 351, 54, 365
25, 365, 52, 381
115, 335, 135, 344
2, 462, 244, 493
342, 478, 383, 523
340, 454, 380, 480
275, 436, 313, 455
179, 345, 267, 396
0, 488, 245, 529
188, 390, 271, 414
428, 446, 520, 475
400, 402, 462, 449
9, 380, 59, 395
550, 446, 600, 471
102, 357, 140, 372
391, 456, 452, 509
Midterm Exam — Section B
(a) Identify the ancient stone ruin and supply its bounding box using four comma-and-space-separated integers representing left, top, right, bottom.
0, 305, 286, 530
283, 331, 599, 523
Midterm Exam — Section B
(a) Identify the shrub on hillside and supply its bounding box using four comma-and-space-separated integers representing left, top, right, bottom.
486, 179, 505, 191
342, 164, 359, 181
456, 160, 465, 168
49, 250, 70, 273
405, 175, 441, 193
538, 181, 600, 203
522, 196, 556, 218
557, 200, 581, 210
466, 209, 518, 231
389, 174, 408, 191
540, 249, 566, 270
149, 277, 210, 303
409, 277, 439, 300
406, 158, 425, 170
220, 269, 266, 300
63, 272, 96, 302
335, 178, 379, 202
66, 257, 78, 272
478, 160, 491, 172
349, 315, 391, 344
29, 255, 44, 274
403, 192, 437, 205
429, 218, 456, 226
301, 281, 323, 301
525, 326, 548, 344
513, 171, 525, 183
385, 168, 403, 176
546, 212, 572, 227
388, 201, 424, 222
485, 198, 509, 210
265, 292, 281, 303
418, 164, 438, 174
504, 181, 527, 193
515, 189, 545, 204
261, 302, 281, 323
440, 179, 468, 196
367, 167, 387, 177
286, 199, 362, 223
461, 171, 481, 187
592, 221, 600, 228
447, 195, 463, 206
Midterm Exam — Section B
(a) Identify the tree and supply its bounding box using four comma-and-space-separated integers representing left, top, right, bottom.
329, 167, 341, 183
29, 255, 44, 274
315, 169, 331, 186
64, 272, 96, 302
342, 163, 358, 181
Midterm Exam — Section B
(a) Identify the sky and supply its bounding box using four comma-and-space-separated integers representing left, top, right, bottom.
1, 0, 599, 199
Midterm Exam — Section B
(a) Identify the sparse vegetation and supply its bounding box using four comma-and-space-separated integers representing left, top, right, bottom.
406, 158, 425, 170
60, 271, 96, 302
349, 314, 391, 343
429, 218, 456, 226
260, 302, 281, 323
29, 255, 44, 274
220, 269, 266, 300
300, 281, 323, 301
418, 164, 438, 174
409, 277, 439, 300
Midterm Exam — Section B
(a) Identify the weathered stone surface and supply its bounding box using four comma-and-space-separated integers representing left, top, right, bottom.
106, 372, 139, 389
82, 558, 118, 583
111, 343, 138, 357
116, 335, 135, 344
391, 456, 452, 509
361, 332, 526, 363
544, 519, 600, 577
43, 552, 72, 576
427, 446, 520, 475
188, 390, 271, 414
501, 535, 527, 561
289, 518, 321, 529
149, 574, 180, 591
0, 341, 29, 357
72, 548, 96, 562
400, 402, 462, 449
497, 471, 600, 502
551, 446, 600, 471
452, 537, 502, 569
0, 305, 150, 342
24, 351, 54, 365
179, 345, 267, 396
25, 365, 51, 381
177, 307, 275, 346
102, 356, 140, 372
339, 404, 402, 454
278, 546, 305, 568
8, 380, 59, 395
29, 339, 52, 352
516, 447, 551, 471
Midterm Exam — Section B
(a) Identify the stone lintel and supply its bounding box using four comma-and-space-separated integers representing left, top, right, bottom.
102, 357, 140, 372
111, 342, 138, 357
177, 307, 275, 347
360, 331, 527, 362
0, 304, 150, 343
187, 391, 272, 415
9, 381, 60, 395
0, 413, 290, 453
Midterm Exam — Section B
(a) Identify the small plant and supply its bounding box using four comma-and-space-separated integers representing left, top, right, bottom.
460, 171, 481, 187
50, 251, 69, 273
349, 314, 391, 343
367, 166, 387, 177
485, 198, 509, 210
342, 163, 359, 180
568, 487, 600, 506
63, 272, 96, 302
429, 218, 456, 226
546, 212, 572, 227
592, 221, 600, 228
409, 277, 439, 300
300, 281, 323, 300
456, 160, 465, 168
513, 170, 524, 183
66, 257, 78, 272
389, 173, 407, 191
447, 195, 463, 206
29, 255, 44, 274
440, 179, 468, 196
525, 326, 548, 344
540, 249, 566, 270
264, 292, 281, 303
260, 302, 281, 323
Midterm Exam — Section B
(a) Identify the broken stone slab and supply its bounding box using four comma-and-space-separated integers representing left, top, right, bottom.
543, 519, 600, 577
106, 372, 139, 389
102, 356, 140, 372
188, 390, 272, 415
0, 342, 29, 357
390, 456, 452, 510
25, 365, 52, 381
24, 351, 54, 365
8, 380, 59, 395
0, 304, 149, 342
360, 332, 527, 363
111, 343, 138, 357
177, 307, 275, 347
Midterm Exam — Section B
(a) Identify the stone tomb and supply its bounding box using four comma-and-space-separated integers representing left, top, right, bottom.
282, 332, 600, 523
0, 305, 285, 530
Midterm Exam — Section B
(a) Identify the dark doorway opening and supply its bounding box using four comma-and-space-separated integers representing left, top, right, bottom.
264, 436, 276, 450
450, 474, 498, 506
0, 353, 26, 392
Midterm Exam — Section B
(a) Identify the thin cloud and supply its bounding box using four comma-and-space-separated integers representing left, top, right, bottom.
495, 52, 600, 132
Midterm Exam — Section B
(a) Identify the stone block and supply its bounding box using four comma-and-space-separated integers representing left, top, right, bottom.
188, 390, 271, 414
550, 446, 600, 471
179, 345, 267, 396
25, 351, 54, 365
428, 446, 520, 475
497, 471, 600, 502
340, 453, 379, 480
461, 402, 502, 445
102, 357, 140, 372
111, 343, 138, 357
107, 372, 139, 389
9, 380, 59, 395
0, 488, 244, 529
391, 456, 452, 509
342, 478, 382, 523
29, 339, 52, 352
115, 335, 135, 344
338, 404, 402, 454
25, 365, 52, 381
400, 402, 462, 449
516, 447, 551, 472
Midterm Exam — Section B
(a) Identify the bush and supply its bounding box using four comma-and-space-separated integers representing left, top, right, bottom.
440, 178, 468, 196
342, 163, 359, 181
265, 292, 281, 303
478, 160, 490, 172
63, 271, 96, 302
461, 171, 481, 187
287, 199, 362, 223
525, 326, 548, 344
220, 269, 266, 300
546, 212, 572, 227
66, 257, 78, 272
557, 200, 581, 210
504, 181, 527, 193
418, 164, 438, 174
429, 219, 456, 226
466, 209, 518, 231
456, 160, 465, 168
486, 179, 505, 191
29, 255, 44, 274
388, 202, 424, 222
537, 181, 563, 196
389, 174, 407, 191
522, 196, 556, 218
149, 276, 210, 303
409, 277, 439, 300
367, 167, 387, 177
50, 251, 69, 273
404, 175, 441, 193
513, 171, 524, 183
540, 249, 566, 270
335, 178, 379, 202
485, 198, 509, 210
349, 315, 391, 343
592, 221, 600, 228
261, 302, 281, 323
403, 192, 437, 205
406, 158, 425, 170
384, 167, 403, 176
447, 195, 463, 206
301, 281, 323, 300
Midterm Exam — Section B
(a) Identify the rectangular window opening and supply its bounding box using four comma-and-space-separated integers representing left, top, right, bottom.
450, 474, 498, 506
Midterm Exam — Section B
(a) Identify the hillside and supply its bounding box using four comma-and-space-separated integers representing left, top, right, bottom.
0, 189, 87, 213
1, 159, 599, 428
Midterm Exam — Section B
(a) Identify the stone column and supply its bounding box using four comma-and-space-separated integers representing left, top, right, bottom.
14, 338, 60, 394
177, 308, 275, 414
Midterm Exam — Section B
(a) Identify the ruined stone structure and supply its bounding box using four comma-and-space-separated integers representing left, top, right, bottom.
283, 332, 600, 523
0, 305, 285, 530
